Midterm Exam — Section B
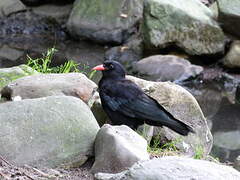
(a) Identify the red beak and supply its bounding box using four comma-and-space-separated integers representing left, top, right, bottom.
92, 64, 105, 71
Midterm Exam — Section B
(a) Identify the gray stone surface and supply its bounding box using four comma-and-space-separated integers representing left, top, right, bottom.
0, 0, 26, 17
91, 95, 110, 126
217, 0, 240, 37
209, 2, 219, 19
0, 96, 100, 167
126, 76, 213, 157
0, 65, 38, 90
0, 45, 24, 61
134, 55, 203, 82
67, 0, 143, 44
95, 156, 240, 180
91, 124, 149, 174
223, 41, 240, 68
143, 0, 225, 55
1, 73, 97, 104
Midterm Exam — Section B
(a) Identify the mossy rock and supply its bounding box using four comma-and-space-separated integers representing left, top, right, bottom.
0, 96, 100, 167
0, 65, 38, 90
143, 0, 226, 55
67, 0, 144, 44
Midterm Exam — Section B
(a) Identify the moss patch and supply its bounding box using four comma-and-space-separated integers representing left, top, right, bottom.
0, 65, 38, 89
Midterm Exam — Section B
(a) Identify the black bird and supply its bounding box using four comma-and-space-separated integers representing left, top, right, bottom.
93, 61, 194, 136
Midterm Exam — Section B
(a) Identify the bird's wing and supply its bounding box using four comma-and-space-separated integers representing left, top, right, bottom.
100, 79, 174, 122
120, 94, 175, 123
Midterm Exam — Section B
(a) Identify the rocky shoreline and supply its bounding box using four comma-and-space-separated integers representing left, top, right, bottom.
1, 0, 240, 179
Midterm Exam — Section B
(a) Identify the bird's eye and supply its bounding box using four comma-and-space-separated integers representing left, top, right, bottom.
109, 64, 114, 69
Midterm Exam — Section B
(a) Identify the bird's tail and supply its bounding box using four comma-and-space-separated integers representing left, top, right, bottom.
164, 117, 195, 136
144, 96, 195, 136
146, 117, 195, 136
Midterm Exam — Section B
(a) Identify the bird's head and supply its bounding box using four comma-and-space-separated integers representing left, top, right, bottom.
92, 60, 126, 79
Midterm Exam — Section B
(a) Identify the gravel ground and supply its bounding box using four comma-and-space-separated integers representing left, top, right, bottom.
0, 156, 94, 180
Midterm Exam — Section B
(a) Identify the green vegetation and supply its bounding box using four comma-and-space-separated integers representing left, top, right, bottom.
147, 134, 181, 157
140, 130, 207, 160
0, 65, 38, 89
26, 48, 96, 78
148, 136, 215, 161
194, 145, 204, 159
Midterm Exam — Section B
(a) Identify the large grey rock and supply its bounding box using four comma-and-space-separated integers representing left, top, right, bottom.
0, 65, 38, 90
95, 156, 240, 180
0, 0, 26, 17
126, 76, 213, 157
1, 73, 97, 104
0, 96, 100, 167
217, 0, 240, 37
223, 41, 240, 68
134, 55, 203, 82
67, 0, 143, 44
143, 0, 226, 55
91, 124, 149, 174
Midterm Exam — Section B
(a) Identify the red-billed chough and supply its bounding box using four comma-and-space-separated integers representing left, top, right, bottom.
93, 61, 194, 136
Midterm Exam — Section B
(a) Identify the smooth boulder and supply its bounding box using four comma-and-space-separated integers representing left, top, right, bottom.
134, 55, 203, 82
0, 96, 100, 167
1, 73, 97, 104
0, 0, 26, 17
223, 41, 240, 68
95, 156, 240, 180
143, 0, 225, 55
0, 45, 24, 63
126, 76, 213, 157
91, 124, 149, 174
67, 0, 143, 44
217, 0, 240, 37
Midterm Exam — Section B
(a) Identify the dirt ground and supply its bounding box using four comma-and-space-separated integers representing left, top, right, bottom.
0, 150, 179, 180
0, 156, 94, 180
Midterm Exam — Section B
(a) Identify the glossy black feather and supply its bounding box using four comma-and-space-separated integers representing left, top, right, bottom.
98, 61, 194, 136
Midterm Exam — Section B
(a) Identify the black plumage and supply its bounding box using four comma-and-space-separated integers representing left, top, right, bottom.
93, 61, 194, 136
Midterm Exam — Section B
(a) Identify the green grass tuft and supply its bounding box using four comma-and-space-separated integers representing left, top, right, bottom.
147, 134, 181, 157
26, 47, 96, 78
194, 145, 204, 159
